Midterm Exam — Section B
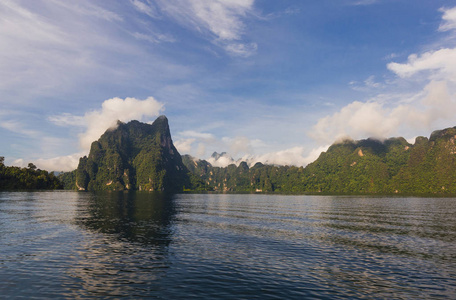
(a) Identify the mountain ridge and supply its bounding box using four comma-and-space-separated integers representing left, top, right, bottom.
58, 117, 456, 195
181, 127, 456, 194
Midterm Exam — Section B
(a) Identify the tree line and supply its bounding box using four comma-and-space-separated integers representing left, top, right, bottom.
0, 157, 62, 190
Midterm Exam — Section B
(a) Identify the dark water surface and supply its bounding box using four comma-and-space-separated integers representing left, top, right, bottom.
1, 191, 455, 299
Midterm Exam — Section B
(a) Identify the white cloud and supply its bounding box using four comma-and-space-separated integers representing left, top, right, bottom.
174, 138, 196, 153
81, 97, 164, 150
310, 80, 456, 145
132, 32, 176, 43
251, 146, 328, 167
174, 130, 217, 157
207, 152, 236, 167
205, 145, 329, 168
50, 97, 164, 151
153, 0, 256, 56
0, 120, 40, 137
131, 0, 159, 18
47, 113, 85, 127
310, 101, 397, 144
439, 6, 456, 32
0, 1, 137, 102
387, 48, 456, 80
178, 130, 215, 140
316, 6, 456, 146
5, 97, 163, 171
178, 129, 328, 167
349, 75, 384, 92
221, 136, 252, 156
12, 152, 85, 172
224, 42, 257, 57
364, 75, 382, 88
387, 7, 456, 81
49, 0, 122, 22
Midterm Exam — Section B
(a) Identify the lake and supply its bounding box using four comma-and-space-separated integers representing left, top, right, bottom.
0, 191, 455, 299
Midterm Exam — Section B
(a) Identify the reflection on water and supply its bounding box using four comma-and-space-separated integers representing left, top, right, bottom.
77, 191, 176, 247
0, 192, 455, 298
67, 192, 176, 298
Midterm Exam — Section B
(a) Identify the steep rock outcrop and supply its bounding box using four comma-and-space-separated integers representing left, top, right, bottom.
75, 116, 190, 192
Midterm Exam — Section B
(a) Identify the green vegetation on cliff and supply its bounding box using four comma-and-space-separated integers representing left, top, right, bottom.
182, 155, 306, 193
301, 137, 411, 194
182, 126, 456, 195
58, 120, 456, 195
0, 157, 62, 190
72, 116, 191, 192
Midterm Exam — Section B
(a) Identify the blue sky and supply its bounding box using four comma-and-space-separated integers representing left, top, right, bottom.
2, 0, 456, 171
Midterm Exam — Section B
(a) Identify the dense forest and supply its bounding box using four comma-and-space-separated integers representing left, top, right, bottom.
5, 118, 456, 195
182, 126, 456, 195
0, 156, 62, 190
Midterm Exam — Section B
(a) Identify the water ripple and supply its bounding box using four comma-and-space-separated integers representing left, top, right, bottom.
0, 192, 455, 298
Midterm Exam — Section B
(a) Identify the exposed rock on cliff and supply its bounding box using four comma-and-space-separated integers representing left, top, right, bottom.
75, 116, 190, 192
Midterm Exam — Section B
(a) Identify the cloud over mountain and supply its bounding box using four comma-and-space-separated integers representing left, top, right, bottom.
50, 97, 164, 151
310, 6, 456, 145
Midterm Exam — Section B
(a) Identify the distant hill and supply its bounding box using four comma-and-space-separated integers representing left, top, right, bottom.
71, 116, 191, 192
58, 117, 456, 195
181, 154, 304, 193
302, 127, 456, 194
182, 126, 456, 195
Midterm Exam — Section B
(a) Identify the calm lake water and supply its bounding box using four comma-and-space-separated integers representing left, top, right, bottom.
1, 191, 455, 299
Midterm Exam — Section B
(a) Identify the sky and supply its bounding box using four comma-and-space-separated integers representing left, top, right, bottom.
2, 0, 456, 171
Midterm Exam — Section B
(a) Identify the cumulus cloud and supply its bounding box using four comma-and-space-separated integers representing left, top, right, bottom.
174, 130, 217, 156
439, 6, 456, 32
387, 49, 456, 80
174, 138, 196, 153
207, 153, 236, 167
222, 136, 253, 156
50, 96, 164, 151
250, 146, 329, 167
12, 152, 85, 172
6, 96, 163, 171
175, 129, 329, 167
205, 145, 329, 168
311, 80, 456, 145
314, 6, 456, 146
387, 7, 456, 81
310, 101, 403, 144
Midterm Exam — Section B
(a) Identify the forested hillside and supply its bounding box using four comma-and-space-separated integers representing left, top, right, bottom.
0, 157, 62, 190
183, 126, 456, 195
57, 122, 456, 195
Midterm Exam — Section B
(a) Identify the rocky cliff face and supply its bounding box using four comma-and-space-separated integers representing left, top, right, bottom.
75, 116, 190, 192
